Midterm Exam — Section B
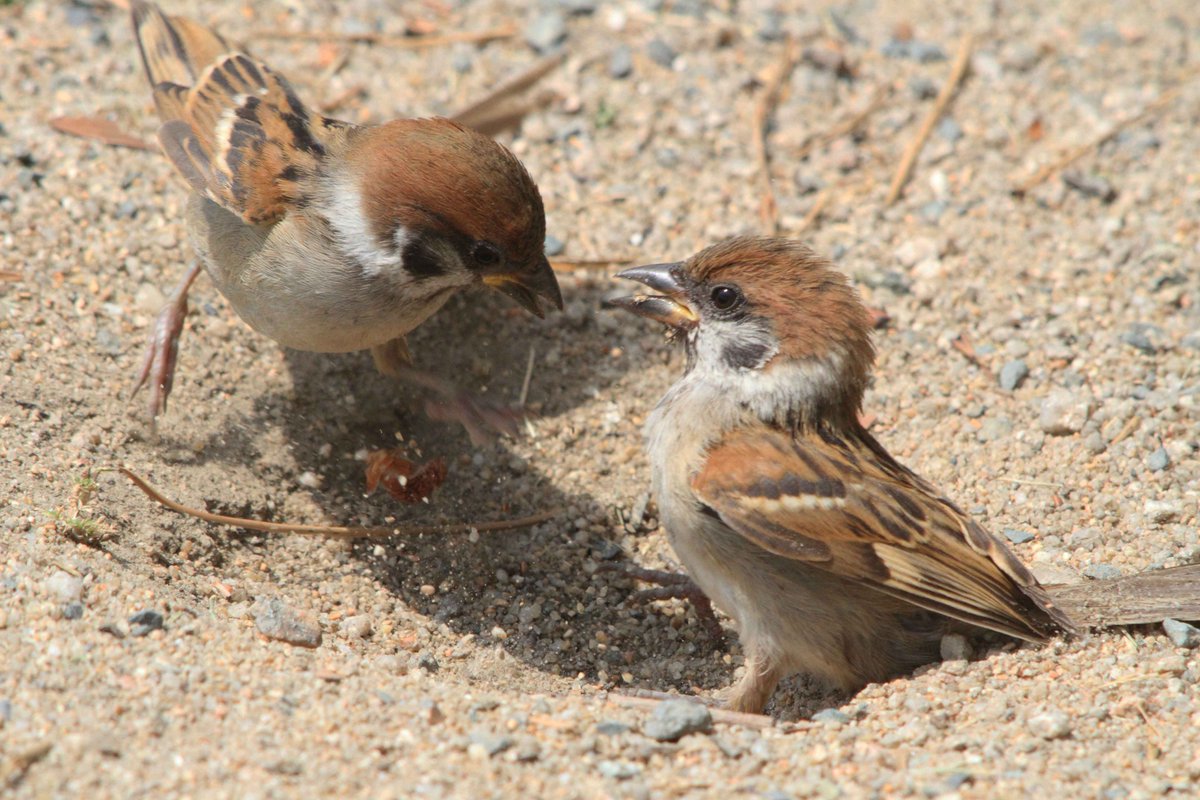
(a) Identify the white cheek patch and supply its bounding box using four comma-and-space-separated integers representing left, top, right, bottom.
324, 173, 403, 276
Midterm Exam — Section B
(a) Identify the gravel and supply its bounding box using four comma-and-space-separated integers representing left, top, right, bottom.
999, 359, 1030, 391
3, 0, 1198, 797
251, 597, 323, 648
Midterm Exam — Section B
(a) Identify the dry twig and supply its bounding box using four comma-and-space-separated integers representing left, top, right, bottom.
1011, 78, 1193, 195
794, 86, 887, 162
885, 33, 974, 205
119, 467, 556, 538
549, 259, 635, 273
753, 36, 799, 234
252, 23, 516, 50
605, 691, 775, 730
453, 53, 565, 131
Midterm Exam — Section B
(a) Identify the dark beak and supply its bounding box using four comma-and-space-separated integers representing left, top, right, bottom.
484, 255, 563, 318
606, 262, 698, 330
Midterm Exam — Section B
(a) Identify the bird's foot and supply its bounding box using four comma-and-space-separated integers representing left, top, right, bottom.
598, 564, 725, 643
131, 262, 202, 421
380, 358, 528, 446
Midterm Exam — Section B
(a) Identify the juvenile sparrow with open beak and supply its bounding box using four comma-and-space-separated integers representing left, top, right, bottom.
610, 236, 1075, 714
127, 2, 562, 441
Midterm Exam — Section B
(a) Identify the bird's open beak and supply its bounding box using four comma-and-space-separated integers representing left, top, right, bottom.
483, 255, 564, 318
607, 262, 698, 331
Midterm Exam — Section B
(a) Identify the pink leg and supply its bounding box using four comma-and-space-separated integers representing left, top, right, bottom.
598, 564, 726, 642
131, 262, 202, 421
382, 361, 527, 447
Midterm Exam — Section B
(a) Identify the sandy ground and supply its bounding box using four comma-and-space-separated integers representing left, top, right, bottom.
2, 0, 1199, 797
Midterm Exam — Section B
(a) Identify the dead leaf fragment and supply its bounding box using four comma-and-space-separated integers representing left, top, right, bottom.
365, 450, 448, 504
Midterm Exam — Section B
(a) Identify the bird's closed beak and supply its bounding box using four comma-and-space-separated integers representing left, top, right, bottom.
608, 262, 698, 331
483, 255, 563, 318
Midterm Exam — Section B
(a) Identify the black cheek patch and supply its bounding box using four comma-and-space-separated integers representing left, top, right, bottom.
722, 338, 772, 369
402, 238, 446, 279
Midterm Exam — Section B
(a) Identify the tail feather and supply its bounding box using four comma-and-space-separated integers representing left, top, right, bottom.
131, 0, 235, 91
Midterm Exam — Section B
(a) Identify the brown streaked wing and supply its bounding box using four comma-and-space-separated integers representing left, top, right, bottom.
175, 54, 355, 224
692, 424, 1075, 641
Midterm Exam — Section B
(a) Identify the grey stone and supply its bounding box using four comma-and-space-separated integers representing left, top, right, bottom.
1038, 390, 1091, 435
998, 359, 1029, 391
940, 633, 973, 661
1082, 564, 1121, 581
129, 609, 164, 637
1004, 528, 1035, 544
1147, 447, 1170, 472
642, 699, 712, 741
811, 708, 850, 725
252, 597, 321, 648
1144, 500, 1181, 523
1163, 619, 1200, 648
596, 720, 631, 735
1120, 323, 1165, 354
544, 234, 566, 257
524, 12, 567, 54
1027, 709, 1072, 739
976, 416, 1013, 442
63, 602, 84, 620
645, 38, 676, 68
338, 614, 373, 639
554, 0, 597, 13
882, 39, 947, 62
608, 45, 633, 79
757, 10, 785, 41
597, 760, 640, 780
937, 117, 963, 142
468, 732, 513, 757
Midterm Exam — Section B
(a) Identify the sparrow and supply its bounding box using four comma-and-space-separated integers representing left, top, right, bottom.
127, 2, 562, 439
610, 236, 1076, 714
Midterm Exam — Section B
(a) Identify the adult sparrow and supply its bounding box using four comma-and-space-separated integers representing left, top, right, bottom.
610, 236, 1075, 714
128, 2, 561, 440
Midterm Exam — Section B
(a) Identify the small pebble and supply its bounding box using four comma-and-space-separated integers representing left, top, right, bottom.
811, 708, 850, 725
1147, 447, 1170, 472
63, 603, 84, 620
645, 38, 676, 68
44, 571, 83, 603
1082, 564, 1121, 581
129, 609, 164, 637
1144, 500, 1181, 523
998, 359, 1029, 391
1038, 390, 1091, 436
940, 633, 973, 661
642, 699, 712, 741
251, 597, 321, 648
1062, 170, 1117, 202
1163, 619, 1200, 648
524, 12, 567, 53
1004, 528, 1035, 544
339, 614, 373, 639
1027, 710, 1072, 740
544, 234, 566, 257
608, 45, 633, 78
468, 732, 513, 758
1119, 323, 1164, 355
597, 760, 640, 780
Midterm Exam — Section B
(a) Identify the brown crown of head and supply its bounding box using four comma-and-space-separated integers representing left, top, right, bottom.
357, 118, 547, 271
685, 236, 876, 391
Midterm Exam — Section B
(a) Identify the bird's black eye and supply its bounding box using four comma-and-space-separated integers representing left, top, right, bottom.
710, 285, 742, 311
472, 241, 501, 266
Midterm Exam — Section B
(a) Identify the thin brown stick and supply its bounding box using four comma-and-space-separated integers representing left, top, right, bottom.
0, 271, 23, 282
251, 24, 516, 50
885, 33, 974, 205
605, 692, 775, 730
1011, 79, 1192, 196
119, 467, 557, 538
753, 36, 799, 234
794, 87, 887, 162
795, 189, 831, 232
453, 53, 565, 127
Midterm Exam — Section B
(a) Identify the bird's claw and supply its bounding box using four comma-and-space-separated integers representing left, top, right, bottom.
598, 564, 726, 643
